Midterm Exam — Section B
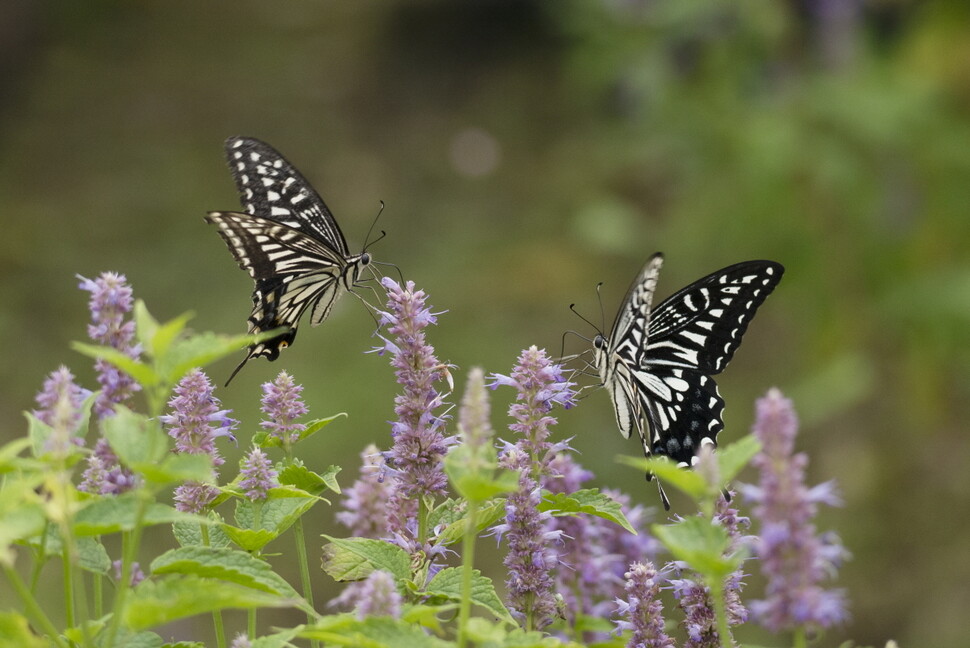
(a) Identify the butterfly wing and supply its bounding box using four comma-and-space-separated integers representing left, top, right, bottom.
224, 136, 351, 256
205, 210, 350, 382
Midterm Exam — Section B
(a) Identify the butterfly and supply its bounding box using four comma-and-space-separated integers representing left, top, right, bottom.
591, 253, 784, 508
206, 137, 373, 384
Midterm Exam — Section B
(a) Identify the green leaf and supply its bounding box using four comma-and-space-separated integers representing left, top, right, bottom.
102, 406, 169, 467
436, 499, 506, 546
220, 526, 278, 553
716, 434, 761, 484
321, 536, 411, 582
257, 413, 347, 449
134, 300, 161, 357
125, 575, 298, 630
424, 567, 515, 624
72, 341, 159, 388
463, 617, 576, 647
235, 489, 317, 535
445, 444, 518, 501
151, 546, 305, 605
0, 481, 46, 565
173, 519, 230, 548
159, 328, 287, 384
277, 463, 340, 496
0, 438, 34, 474
617, 454, 707, 499
74, 493, 202, 536
301, 616, 452, 648
0, 611, 46, 648
136, 453, 214, 488
538, 488, 636, 534
78, 536, 112, 574
249, 627, 303, 648
652, 516, 738, 579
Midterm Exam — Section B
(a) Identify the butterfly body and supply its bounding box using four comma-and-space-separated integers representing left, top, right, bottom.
593, 253, 783, 506
206, 137, 372, 382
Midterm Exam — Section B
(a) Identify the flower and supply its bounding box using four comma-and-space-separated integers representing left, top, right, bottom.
162, 369, 236, 513
32, 366, 90, 455
613, 561, 674, 648
458, 367, 492, 449
238, 446, 277, 501
374, 278, 454, 539
336, 444, 392, 539
230, 633, 251, 648
80, 438, 137, 495
667, 573, 720, 648
78, 272, 141, 418
742, 388, 848, 632
353, 570, 402, 620
112, 559, 146, 587
491, 346, 575, 630
259, 371, 307, 446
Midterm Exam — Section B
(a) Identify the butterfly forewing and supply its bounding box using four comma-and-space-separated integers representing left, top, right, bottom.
225, 137, 350, 256
206, 137, 372, 383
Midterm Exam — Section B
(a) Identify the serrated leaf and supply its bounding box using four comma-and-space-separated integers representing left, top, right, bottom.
103, 406, 169, 467
151, 546, 305, 604
258, 413, 347, 449
320, 536, 411, 582
234, 489, 316, 538
72, 341, 159, 388
539, 488, 635, 534
300, 616, 452, 648
220, 526, 278, 553
134, 300, 161, 357
437, 499, 506, 546
464, 617, 573, 647
249, 627, 303, 648
0, 438, 33, 473
73, 493, 203, 536
652, 516, 737, 579
173, 519, 230, 548
125, 575, 297, 630
150, 309, 195, 360
425, 567, 515, 624
160, 329, 287, 384
277, 464, 340, 496
78, 536, 112, 574
617, 454, 707, 499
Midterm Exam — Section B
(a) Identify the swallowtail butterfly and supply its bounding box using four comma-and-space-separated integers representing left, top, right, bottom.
592, 253, 783, 508
206, 137, 372, 384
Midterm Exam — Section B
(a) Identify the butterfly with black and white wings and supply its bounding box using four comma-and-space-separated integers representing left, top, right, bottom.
592, 253, 784, 508
205, 137, 373, 384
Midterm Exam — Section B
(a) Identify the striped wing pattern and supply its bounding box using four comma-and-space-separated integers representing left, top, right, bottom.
595, 255, 783, 504
206, 137, 369, 383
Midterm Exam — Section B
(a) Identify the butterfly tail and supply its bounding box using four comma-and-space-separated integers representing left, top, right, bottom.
225, 348, 258, 386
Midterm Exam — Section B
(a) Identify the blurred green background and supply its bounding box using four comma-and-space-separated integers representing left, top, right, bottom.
2, 1, 968, 646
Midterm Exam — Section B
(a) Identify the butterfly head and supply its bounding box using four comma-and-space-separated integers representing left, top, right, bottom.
360, 252, 372, 266
592, 334, 607, 351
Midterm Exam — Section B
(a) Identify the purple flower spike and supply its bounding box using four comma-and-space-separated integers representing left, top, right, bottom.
163, 369, 236, 513
239, 447, 277, 501
78, 272, 141, 418
492, 346, 575, 630
336, 444, 392, 539
743, 388, 848, 633
353, 570, 402, 620
230, 634, 251, 648
260, 371, 308, 446
376, 278, 454, 538
668, 573, 720, 648
614, 561, 674, 648
33, 367, 90, 454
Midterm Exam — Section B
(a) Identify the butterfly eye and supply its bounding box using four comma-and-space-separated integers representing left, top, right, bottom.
361, 252, 371, 265
593, 334, 606, 350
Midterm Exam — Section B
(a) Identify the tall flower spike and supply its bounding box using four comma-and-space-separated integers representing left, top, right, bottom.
353, 570, 402, 620
614, 561, 674, 648
458, 367, 492, 449
491, 346, 575, 630
742, 388, 848, 633
33, 366, 90, 457
336, 444, 392, 539
260, 371, 308, 446
374, 278, 454, 539
78, 272, 141, 418
162, 369, 236, 513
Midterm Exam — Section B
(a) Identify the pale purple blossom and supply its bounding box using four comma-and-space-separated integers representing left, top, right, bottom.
162, 369, 236, 513
259, 371, 307, 446
78, 272, 141, 418
373, 278, 454, 540
80, 437, 137, 495
742, 388, 848, 632
491, 346, 575, 630
458, 367, 492, 449
353, 570, 402, 620
613, 561, 674, 648
33, 366, 90, 455
238, 447, 277, 501
112, 559, 145, 587
336, 444, 392, 539
667, 573, 720, 648
230, 634, 251, 648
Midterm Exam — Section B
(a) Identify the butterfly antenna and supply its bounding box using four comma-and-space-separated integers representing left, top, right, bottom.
595, 281, 606, 333
569, 303, 602, 335
362, 201, 385, 251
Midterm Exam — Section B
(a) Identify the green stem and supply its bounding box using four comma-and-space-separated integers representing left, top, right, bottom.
248, 608, 256, 640
93, 572, 104, 619
3, 564, 71, 648
104, 496, 149, 648
456, 498, 480, 648
283, 446, 318, 648
793, 628, 807, 648
708, 578, 734, 648
62, 542, 75, 629
201, 525, 227, 648
29, 520, 51, 593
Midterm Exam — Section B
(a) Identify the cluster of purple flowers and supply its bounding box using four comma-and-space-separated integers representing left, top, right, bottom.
259, 371, 308, 446
33, 366, 90, 456
161, 368, 237, 513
